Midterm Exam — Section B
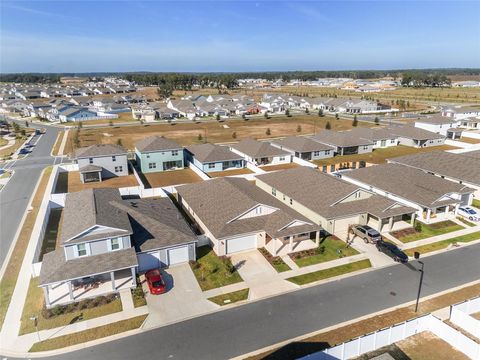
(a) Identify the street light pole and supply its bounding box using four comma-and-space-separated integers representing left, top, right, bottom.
414, 251, 424, 312
30, 315, 40, 341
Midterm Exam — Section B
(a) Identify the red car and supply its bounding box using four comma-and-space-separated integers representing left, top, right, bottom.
145, 269, 166, 295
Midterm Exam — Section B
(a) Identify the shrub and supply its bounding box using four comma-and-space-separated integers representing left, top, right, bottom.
319, 245, 326, 254
414, 221, 422, 232
266, 128, 271, 136
51, 305, 64, 316
232, 132, 237, 139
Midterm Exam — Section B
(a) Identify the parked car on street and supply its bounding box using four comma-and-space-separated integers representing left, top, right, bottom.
376, 240, 408, 263
145, 269, 166, 295
458, 206, 479, 222
351, 225, 382, 243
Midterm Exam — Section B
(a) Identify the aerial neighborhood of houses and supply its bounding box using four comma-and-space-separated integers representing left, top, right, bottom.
1, 75, 480, 358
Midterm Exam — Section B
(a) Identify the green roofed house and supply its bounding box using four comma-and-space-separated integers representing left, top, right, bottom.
135, 135, 184, 173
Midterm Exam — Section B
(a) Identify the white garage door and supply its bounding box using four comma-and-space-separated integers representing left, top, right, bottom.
333, 216, 358, 234
461, 193, 471, 206
137, 251, 161, 272
226, 234, 257, 254
167, 246, 189, 266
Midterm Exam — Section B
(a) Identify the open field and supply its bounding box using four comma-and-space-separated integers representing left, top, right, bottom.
247, 282, 480, 360
64, 115, 369, 155
53, 171, 139, 193
313, 144, 459, 167
141, 168, 203, 188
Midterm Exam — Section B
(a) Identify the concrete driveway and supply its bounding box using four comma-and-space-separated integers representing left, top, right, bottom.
230, 250, 297, 300
142, 263, 217, 328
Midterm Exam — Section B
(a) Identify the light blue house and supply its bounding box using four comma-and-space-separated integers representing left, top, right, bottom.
185, 143, 245, 173
135, 136, 184, 173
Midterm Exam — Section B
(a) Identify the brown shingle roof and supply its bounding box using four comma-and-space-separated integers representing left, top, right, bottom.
185, 143, 243, 163
135, 135, 182, 152
386, 125, 445, 141
271, 136, 334, 153
75, 144, 127, 158
230, 139, 290, 158
310, 129, 374, 147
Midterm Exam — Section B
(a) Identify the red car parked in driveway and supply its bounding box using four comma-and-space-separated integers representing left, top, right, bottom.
145, 269, 166, 295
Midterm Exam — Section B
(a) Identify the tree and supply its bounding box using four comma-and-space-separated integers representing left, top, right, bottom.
216, 114, 221, 121
264, 112, 269, 119
116, 138, 123, 146
12, 122, 20, 133
305, 108, 309, 114
266, 128, 271, 136
78, 121, 83, 129
285, 109, 291, 117
374, 117, 380, 125
325, 121, 331, 130
335, 113, 339, 120
157, 83, 173, 99
20, 129, 26, 136
197, 133, 203, 141
318, 109, 324, 117
25, 121, 29, 127
242, 113, 247, 120
296, 124, 302, 133
109, 120, 113, 126
232, 132, 237, 139
352, 115, 358, 127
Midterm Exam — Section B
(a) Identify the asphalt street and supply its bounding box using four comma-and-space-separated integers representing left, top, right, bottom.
0, 119, 60, 265
29, 242, 480, 360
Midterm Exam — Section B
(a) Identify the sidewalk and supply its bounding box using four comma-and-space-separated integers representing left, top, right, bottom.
400, 224, 480, 250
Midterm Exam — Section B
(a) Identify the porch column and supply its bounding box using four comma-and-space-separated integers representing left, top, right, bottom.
444, 206, 449, 218
43, 286, 51, 308
131, 267, 137, 287
377, 219, 382, 232
426, 209, 431, 223
315, 231, 320, 246
388, 217, 394, 231
110, 271, 115, 291
99, 171, 102, 182
273, 237, 277, 256
289, 236, 294, 252
454, 204, 460, 215
67, 281, 74, 300
411, 213, 416, 225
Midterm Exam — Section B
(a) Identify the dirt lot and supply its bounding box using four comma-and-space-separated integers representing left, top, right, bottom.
141, 168, 203, 188
246, 282, 480, 360
64, 115, 369, 155
396, 331, 469, 360
459, 136, 480, 144
208, 168, 253, 178
260, 163, 300, 172
54, 171, 139, 193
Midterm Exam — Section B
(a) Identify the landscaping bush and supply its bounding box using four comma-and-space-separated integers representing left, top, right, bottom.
414, 221, 422, 232
40, 293, 118, 319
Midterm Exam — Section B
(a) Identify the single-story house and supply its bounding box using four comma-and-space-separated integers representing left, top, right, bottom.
343, 127, 399, 148
388, 151, 480, 198
135, 136, 184, 173
414, 115, 460, 138
230, 139, 292, 166
58, 107, 104, 122
270, 136, 335, 161
256, 167, 416, 234
185, 143, 245, 173
442, 106, 480, 120
74, 144, 129, 183
342, 163, 475, 223
310, 129, 374, 156
177, 177, 323, 257
386, 125, 446, 148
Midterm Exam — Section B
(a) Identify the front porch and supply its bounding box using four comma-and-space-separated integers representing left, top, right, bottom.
265, 232, 320, 257
421, 204, 459, 223
367, 214, 414, 233
43, 268, 136, 308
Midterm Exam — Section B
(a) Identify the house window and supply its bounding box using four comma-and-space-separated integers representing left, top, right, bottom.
148, 163, 156, 169
146, 154, 150, 159
110, 238, 121, 251
112, 156, 116, 162
172, 150, 179, 156
363, 146, 369, 150
89, 158, 93, 164
313, 151, 320, 156
208, 163, 216, 169
77, 243, 87, 257
272, 188, 276, 196
279, 156, 286, 161
115, 166, 123, 172
325, 150, 331, 155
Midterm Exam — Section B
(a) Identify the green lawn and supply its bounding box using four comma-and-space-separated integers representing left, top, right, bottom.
286, 259, 372, 286
258, 248, 291, 272
457, 217, 476, 227
472, 199, 480, 209
390, 220, 463, 243
190, 246, 243, 291
30, 314, 147, 352
19, 278, 123, 335
291, 237, 359, 268
208, 289, 249, 306
405, 231, 480, 256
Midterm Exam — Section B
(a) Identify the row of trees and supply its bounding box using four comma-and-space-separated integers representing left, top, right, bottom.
401, 72, 451, 87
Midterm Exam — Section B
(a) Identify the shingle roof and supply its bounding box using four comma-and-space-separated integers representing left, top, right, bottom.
230, 139, 290, 158
78, 164, 103, 173
388, 151, 480, 186
271, 136, 334, 153
186, 143, 243, 163
176, 177, 321, 240
310, 129, 374, 148
460, 150, 480, 160
135, 136, 182, 152
415, 115, 457, 125
343, 163, 474, 208
256, 167, 414, 220
74, 144, 127, 158
60, 189, 133, 244
386, 125, 445, 141
341, 127, 397, 142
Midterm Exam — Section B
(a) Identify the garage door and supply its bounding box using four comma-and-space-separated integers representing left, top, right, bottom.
333, 216, 358, 234
226, 234, 257, 254
137, 251, 161, 272
167, 246, 189, 266
460, 193, 471, 206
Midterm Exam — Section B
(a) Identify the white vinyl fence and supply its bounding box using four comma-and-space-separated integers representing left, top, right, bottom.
187, 161, 211, 181
293, 156, 318, 168
450, 297, 480, 339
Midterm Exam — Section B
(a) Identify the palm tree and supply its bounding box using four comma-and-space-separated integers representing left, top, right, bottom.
325, 121, 331, 130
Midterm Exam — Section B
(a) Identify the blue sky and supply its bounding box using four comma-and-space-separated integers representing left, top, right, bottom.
1, 1, 479, 73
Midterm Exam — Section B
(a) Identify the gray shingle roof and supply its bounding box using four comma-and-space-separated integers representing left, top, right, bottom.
135, 136, 182, 152
177, 177, 321, 240
341, 127, 397, 142
185, 143, 243, 163
256, 167, 414, 220
343, 163, 474, 208
388, 151, 480, 186
61, 189, 133, 244
75, 144, 127, 158
79, 164, 102, 173
310, 129, 374, 148
415, 115, 457, 125
271, 136, 334, 153
230, 139, 290, 158
460, 150, 480, 160
386, 125, 445, 141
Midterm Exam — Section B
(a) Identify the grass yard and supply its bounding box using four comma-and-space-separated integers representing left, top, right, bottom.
404, 231, 480, 256
141, 168, 203, 188
29, 314, 147, 352
258, 248, 291, 273
208, 289, 249, 306
390, 220, 463, 243
260, 163, 300, 172
313, 144, 459, 167
19, 277, 123, 335
456, 216, 476, 227
286, 259, 371, 286
51, 131, 65, 156
290, 236, 359, 268
472, 198, 480, 209
208, 168, 253, 178
397, 331, 470, 360
53, 171, 139, 193
458, 136, 480, 144
0, 137, 8, 146
0, 167, 52, 328
190, 246, 243, 291
63, 115, 367, 155
39, 208, 62, 261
